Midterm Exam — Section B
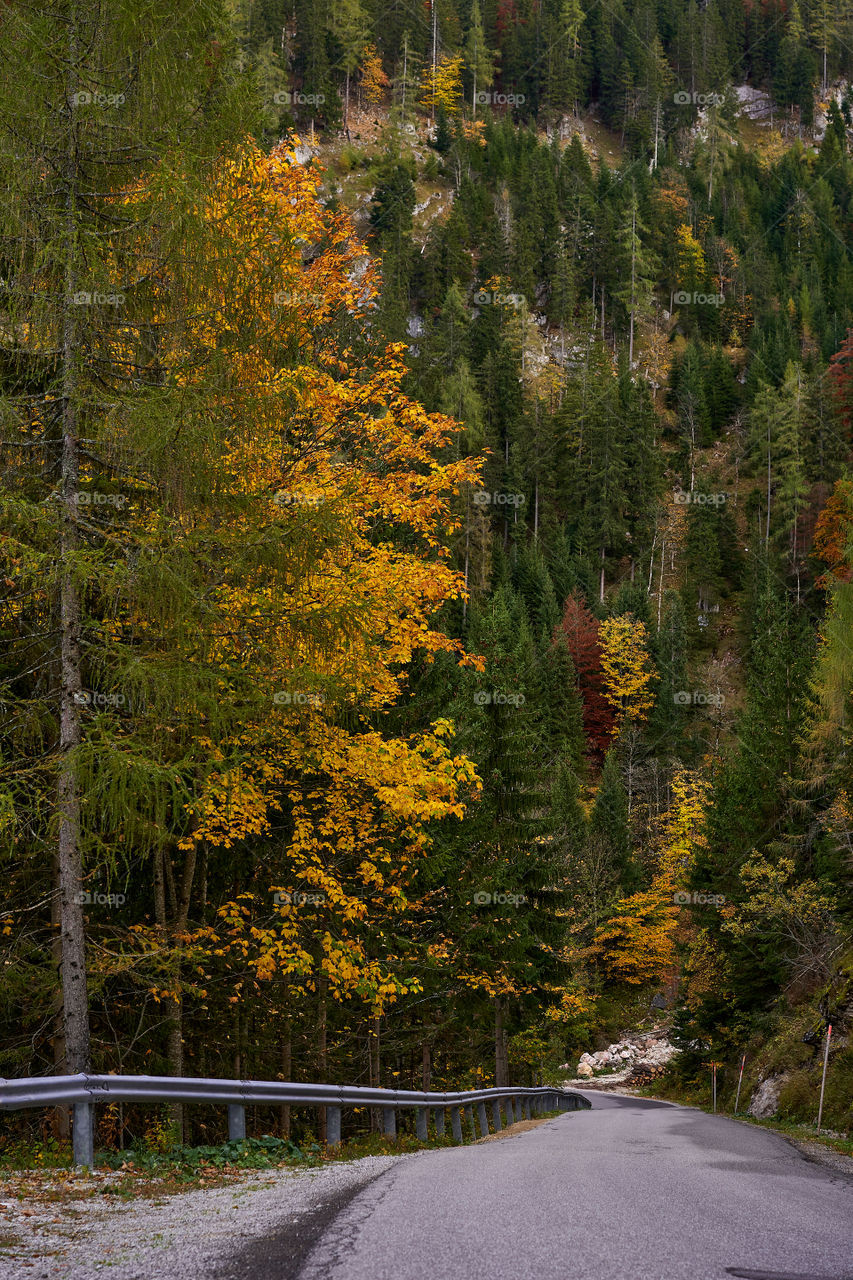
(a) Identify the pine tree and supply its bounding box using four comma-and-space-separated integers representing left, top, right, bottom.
613, 182, 657, 365
326, 0, 370, 131
539, 633, 586, 776
464, 1, 495, 117
591, 749, 636, 890
0, 0, 253, 1083
544, 0, 585, 122
650, 591, 689, 757
747, 363, 809, 572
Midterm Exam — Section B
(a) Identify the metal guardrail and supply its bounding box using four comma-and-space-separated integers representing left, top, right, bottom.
0, 1073, 591, 1166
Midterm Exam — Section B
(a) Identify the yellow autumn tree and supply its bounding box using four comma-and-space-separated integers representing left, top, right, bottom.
592, 771, 708, 984
115, 138, 487, 1013
674, 222, 707, 301
421, 54, 464, 117
360, 43, 390, 104
598, 616, 657, 733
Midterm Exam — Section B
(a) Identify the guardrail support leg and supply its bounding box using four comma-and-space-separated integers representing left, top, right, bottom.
450, 1107, 463, 1143
72, 1101, 94, 1168
416, 1107, 428, 1142
476, 1101, 489, 1137
228, 1104, 246, 1141
326, 1105, 342, 1147
463, 1105, 476, 1140
383, 1107, 396, 1139
523, 1098, 531, 1120
492, 1101, 503, 1131
434, 1108, 445, 1137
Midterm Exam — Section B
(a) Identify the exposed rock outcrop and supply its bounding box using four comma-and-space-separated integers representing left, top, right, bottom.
561, 1029, 680, 1088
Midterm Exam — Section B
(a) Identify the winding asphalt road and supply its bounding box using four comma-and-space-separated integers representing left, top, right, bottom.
227, 1091, 853, 1280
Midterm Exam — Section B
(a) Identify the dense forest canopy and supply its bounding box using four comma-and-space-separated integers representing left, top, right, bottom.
1, 0, 852, 1147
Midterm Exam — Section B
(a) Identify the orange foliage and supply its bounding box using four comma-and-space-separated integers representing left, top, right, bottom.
813, 478, 853, 588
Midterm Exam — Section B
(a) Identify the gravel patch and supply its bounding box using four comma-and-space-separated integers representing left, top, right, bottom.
473, 1117, 553, 1144
0, 1156, 403, 1279
782, 1136, 853, 1184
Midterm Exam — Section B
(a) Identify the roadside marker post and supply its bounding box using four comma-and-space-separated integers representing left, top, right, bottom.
816, 1024, 832, 1134
734, 1054, 746, 1114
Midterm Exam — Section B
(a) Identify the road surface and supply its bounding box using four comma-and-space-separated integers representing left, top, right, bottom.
226, 1091, 853, 1280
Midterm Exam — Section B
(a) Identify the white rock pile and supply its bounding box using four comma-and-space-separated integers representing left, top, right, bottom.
563, 1032, 679, 1084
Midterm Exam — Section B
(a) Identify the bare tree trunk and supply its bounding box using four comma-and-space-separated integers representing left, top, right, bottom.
657, 536, 666, 632
233, 1005, 242, 1076
57, 30, 90, 1077
317, 975, 327, 1142
279, 1022, 292, 1139
167, 844, 196, 1138
766, 426, 772, 546
153, 843, 196, 1139
495, 998, 509, 1087
463, 491, 470, 625
431, 0, 437, 122
369, 1014, 381, 1133
51, 854, 70, 1138
628, 205, 636, 365
421, 1041, 431, 1092
653, 97, 660, 171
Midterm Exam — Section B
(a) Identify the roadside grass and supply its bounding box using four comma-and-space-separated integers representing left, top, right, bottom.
731, 1115, 853, 1160
634, 1076, 853, 1160
0, 1109, 565, 1199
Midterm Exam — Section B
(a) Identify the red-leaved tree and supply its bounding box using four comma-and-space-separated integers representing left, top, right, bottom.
554, 594, 615, 759
827, 329, 853, 437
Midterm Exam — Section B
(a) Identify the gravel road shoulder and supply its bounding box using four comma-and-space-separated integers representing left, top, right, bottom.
775, 1134, 853, 1183
0, 1156, 403, 1280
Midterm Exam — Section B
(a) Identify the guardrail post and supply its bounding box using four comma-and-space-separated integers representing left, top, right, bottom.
523, 1097, 531, 1120
383, 1106, 396, 1139
464, 1105, 476, 1140
450, 1107, 463, 1143
228, 1104, 246, 1141
416, 1107, 428, 1142
476, 1101, 489, 1137
434, 1107, 445, 1137
72, 1101, 94, 1168
491, 1100, 503, 1131
326, 1105, 342, 1147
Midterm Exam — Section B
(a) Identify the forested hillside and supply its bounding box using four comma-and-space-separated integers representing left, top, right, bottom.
2, 0, 853, 1149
